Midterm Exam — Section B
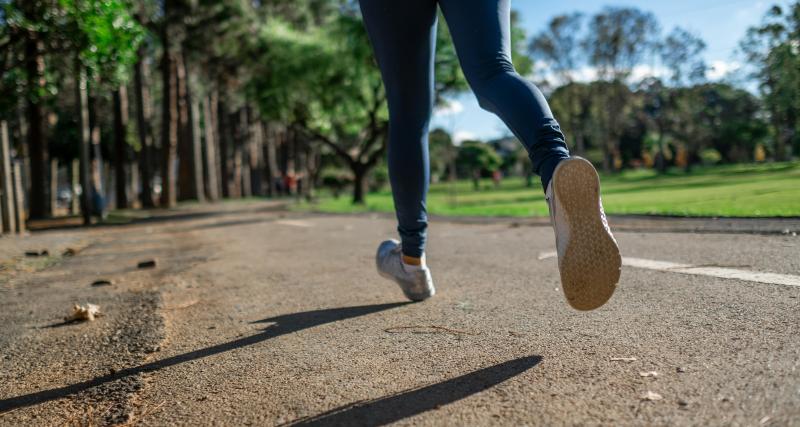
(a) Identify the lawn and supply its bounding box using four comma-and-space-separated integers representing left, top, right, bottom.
298, 162, 800, 218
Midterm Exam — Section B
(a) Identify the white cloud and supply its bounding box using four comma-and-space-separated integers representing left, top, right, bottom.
630, 64, 669, 81
434, 100, 464, 117
537, 64, 668, 86
708, 60, 742, 80
452, 130, 477, 146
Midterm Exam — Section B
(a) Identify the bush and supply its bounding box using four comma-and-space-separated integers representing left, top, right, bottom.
321, 168, 351, 198
369, 165, 390, 192
700, 149, 722, 165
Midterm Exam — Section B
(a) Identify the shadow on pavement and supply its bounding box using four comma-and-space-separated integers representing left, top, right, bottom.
285, 355, 542, 426
0, 302, 410, 413
27, 202, 287, 232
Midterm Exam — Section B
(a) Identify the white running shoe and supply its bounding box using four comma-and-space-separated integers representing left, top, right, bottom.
546, 157, 621, 311
376, 240, 435, 302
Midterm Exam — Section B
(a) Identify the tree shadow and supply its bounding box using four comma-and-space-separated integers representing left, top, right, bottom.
0, 302, 410, 413
285, 355, 542, 426
27, 203, 287, 232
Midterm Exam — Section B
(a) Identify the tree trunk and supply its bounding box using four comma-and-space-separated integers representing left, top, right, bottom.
75, 63, 92, 225
133, 51, 155, 208
177, 50, 199, 201
190, 98, 205, 202
601, 145, 613, 173
160, 33, 179, 208
352, 164, 367, 204
264, 122, 280, 197
49, 158, 58, 216
231, 109, 245, 198
249, 116, 263, 197
202, 94, 220, 201
25, 35, 47, 219
89, 97, 105, 217
574, 132, 586, 157
304, 142, 317, 201
655, 131, 667, 173
113, 85, 130, 209
0, 121, 17, 233
773, 115, 789, 162
217, 98, 230, 198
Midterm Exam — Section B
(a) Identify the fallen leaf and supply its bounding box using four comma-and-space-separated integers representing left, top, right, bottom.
641, 391, 663, 401
760, 416, 771, 425
65, 303, 102, 322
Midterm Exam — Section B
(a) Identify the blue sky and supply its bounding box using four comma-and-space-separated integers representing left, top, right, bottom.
430, 0, 793, 143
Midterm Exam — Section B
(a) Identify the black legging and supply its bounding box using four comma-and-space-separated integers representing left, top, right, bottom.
360, 0, 570, 257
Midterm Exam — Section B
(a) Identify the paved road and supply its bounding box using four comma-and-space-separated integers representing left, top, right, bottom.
1, 201, 798, 426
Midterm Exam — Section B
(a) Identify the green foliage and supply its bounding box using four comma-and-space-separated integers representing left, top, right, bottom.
700, 149, 722, 165
660, 27, 707, 85
428, 128, 456, 181
369, 165, 389, 192
0, 0, 143, 118
583, 7, 660, 81
456, 141, 502, 182
59, 0, 144, 84
740, 2, 800, 160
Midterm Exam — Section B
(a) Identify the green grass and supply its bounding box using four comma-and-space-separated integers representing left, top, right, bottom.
297, 162, 800, 218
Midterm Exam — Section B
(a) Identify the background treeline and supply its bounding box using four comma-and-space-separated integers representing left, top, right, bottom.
0, 1, 797, 222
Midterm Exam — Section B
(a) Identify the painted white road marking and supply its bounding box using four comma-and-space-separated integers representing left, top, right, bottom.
537, 252, 800, 287
275, 220, 314, 228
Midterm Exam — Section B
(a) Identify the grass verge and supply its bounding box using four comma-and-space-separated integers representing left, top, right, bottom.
295, 162, 800, 218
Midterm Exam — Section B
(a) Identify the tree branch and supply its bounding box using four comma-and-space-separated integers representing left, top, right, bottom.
293, 123, 354, 165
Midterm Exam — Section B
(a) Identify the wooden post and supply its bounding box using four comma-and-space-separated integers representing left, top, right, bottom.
0, 121, 17, 233
12, 161, 26, 233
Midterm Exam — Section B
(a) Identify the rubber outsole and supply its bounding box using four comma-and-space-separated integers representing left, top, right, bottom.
552, 158, 621, 311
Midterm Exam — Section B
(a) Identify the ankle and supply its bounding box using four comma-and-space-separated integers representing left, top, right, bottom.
402, 254, 423, 266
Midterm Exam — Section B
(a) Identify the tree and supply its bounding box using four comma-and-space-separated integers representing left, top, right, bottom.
660, 27, 707, 86
456, 140, 502, 190
1, 0, 143, 220
428, 128, 456, 183
529, 13, 584, 85
741, 3, 800, 160
582, 7, 660, 171
251, 10, 468, 204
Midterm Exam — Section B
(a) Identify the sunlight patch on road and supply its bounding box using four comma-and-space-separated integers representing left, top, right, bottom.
537, 252, 800, 288
275, 220, 314, 228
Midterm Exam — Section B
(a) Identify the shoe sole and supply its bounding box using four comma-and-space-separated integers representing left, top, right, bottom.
552, 158, 621, 311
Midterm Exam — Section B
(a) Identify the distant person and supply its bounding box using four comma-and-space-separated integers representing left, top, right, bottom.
492, 170, 503, 188
364, 0, 621, 310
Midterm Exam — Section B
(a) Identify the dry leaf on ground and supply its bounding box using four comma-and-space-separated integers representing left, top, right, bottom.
641, 391, 663, 401
65, 303, 102, 322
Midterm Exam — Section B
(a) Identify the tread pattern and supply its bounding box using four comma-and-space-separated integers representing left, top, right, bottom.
553, 158, 621, 311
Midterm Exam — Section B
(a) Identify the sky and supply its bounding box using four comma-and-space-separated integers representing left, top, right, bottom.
430, 0, 793, 143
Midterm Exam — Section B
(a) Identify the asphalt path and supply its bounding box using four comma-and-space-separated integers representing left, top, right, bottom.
1, 202, 798, 426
